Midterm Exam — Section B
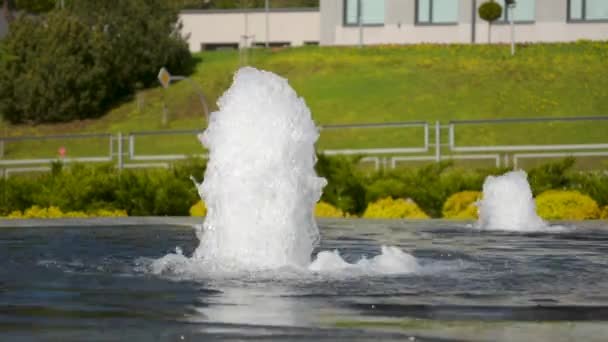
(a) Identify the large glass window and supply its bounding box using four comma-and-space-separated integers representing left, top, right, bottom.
344, 0, 385, 25
498, 0, 535, 22
416, 0, 459, 24
569, 0, 608, 21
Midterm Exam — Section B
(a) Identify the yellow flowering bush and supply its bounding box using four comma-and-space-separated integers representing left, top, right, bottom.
442, 191, 481, 219
315, 202, 344, 218
5, 206, 127, 218
535, 190, 600, 220
600, 206, 608, 220
189, 200, 207, 217
363, 197, 429, 219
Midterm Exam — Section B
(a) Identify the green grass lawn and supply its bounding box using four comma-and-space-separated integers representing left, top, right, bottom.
1, 41, 607, 160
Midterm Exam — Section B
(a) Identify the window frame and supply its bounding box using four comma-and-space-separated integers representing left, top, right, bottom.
415, 0, 459, 26
342, 0, 385, 27
567, 0, 608, 22
495, 0, 536, 24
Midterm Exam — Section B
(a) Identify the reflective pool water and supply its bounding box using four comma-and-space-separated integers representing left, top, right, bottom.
1, 218, 608, 341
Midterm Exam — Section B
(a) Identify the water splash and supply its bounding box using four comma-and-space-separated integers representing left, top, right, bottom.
152, 67, 417, 276
476, 170, 550, 231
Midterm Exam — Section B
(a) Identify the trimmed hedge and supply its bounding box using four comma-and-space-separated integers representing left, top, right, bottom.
4, 205, 127, 218
189, 200, 207, 217
363, 197, 429, 219
535, 190, 600, 220
315, 201, 345, 218
0, 157, 606, 220
601, 206, 608, 220
442, 191, 481, 219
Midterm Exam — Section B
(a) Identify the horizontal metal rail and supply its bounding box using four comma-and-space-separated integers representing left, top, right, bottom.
449, 116, 608, 125
449, 116, 608, 153
320, 121, 427, 130
512, 151, 608, 169
0, 132, 112, 142
0, 117, 606, 175
391, 154, 501, 168
0, 157, 111, 166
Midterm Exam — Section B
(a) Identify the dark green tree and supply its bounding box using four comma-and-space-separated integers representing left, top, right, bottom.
0, 12, 110, 123
0, 0, 192, 123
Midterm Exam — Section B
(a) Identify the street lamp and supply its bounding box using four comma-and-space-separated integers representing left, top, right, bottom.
506, 0, 516, 56
358, 0, 363, 48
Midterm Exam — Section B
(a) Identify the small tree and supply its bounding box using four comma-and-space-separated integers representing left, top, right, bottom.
478, 0, 502, 44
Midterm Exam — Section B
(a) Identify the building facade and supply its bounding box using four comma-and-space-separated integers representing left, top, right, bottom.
178, 1, 608, 52
179, 8, 320, 51
320, 0, 608, 45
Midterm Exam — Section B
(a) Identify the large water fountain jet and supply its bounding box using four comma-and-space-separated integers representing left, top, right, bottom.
475, 170, 549, 231
152, 67, 418, 276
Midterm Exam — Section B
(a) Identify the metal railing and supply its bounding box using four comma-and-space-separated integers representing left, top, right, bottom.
0, 115, 606, 176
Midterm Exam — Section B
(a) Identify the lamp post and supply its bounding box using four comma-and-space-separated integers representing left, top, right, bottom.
358, 0, 363, 48
158, 68, 210, 122
265, 0, 269, 48
506, 0, 516, 56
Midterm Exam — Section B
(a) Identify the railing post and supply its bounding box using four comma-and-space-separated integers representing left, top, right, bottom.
435, 121, 441, 162
117, 132, 123, 171
129, 134, 135, 160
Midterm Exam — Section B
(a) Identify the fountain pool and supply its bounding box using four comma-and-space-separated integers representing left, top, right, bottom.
3, 68, 607, 341
1, 218, 608, 341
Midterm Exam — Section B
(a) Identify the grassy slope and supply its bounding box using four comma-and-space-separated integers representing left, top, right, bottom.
1, 42, 607, 158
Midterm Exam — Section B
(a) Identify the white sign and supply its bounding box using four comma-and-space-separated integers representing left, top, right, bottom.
158, 67, 171, 89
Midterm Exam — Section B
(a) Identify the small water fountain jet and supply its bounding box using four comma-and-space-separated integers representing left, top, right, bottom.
475, 170, 549, 231
152, 67, 418, 276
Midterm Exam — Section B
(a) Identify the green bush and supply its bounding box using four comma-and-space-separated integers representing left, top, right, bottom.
0, 157, 606, 219
527, 157, 575, 196
601, 206, 608, 219
364, 162, 495, 218
316, 154, 366, 215
442, 191, 481, 219
0, 159, 206, 216
363, 197, 429, 219
535, 190, 600, 220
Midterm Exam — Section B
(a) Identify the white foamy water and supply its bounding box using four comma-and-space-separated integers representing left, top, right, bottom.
152, 67, 418, 276
475, 170, 550, 231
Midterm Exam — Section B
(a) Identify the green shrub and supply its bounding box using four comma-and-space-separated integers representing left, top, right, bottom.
535, 190, 600, 220
316, 154, 366, 215
5, 205, 127, 218
189, 200, 207, 217
528, 157, 575, 196
363, 197, 429, 219
442, 191, 481, 219
314, 201, 344, 218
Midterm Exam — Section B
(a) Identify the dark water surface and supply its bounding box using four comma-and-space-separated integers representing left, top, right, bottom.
1, 219, 608, 341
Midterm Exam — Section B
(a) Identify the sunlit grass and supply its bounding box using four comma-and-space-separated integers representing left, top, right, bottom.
0, 42, 606, 160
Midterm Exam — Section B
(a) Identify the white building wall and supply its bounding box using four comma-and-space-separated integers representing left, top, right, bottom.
179, 9, 320, 52
321, 0, 608, 45
480, 23, 608, 44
